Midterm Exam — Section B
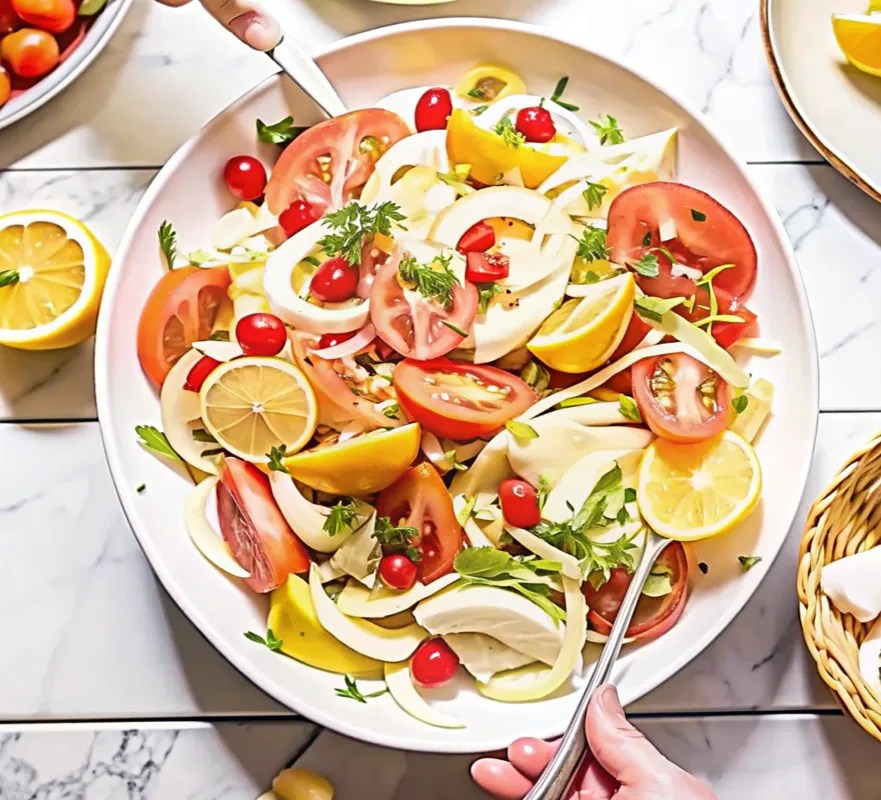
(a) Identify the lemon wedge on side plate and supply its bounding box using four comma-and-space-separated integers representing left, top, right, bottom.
0, 210, 111, 350
527, 272, 634, 373
200, 356, 317, 463
637, 430, 761, 541
832, 14, 881, 77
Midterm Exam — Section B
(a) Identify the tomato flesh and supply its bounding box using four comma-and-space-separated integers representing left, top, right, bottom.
394, 358, 536, 440
465, 252, 509, 283
378, 553, 417, 591
279, 200, 319, 237
317, 330, 357, 350
235, 312, 287, 357
310, 256, 359, 303
184, 355, 221, 393
499, 478, 541, 529
411, 639, 459, 688
457, 221, 496, 254
414, 87, 453, 132
516, 106, 556, 143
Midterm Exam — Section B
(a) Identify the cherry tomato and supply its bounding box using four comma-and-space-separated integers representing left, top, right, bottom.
584, 542, 688, 642
310, 256, 359, 303
279, 199, 319, 237
414, 87, 453, 132
184, 354, 221, 393
223, 155, 267, 201
217, 458, 311, 593
0, 0, 20, 34
0, 27, 58, 78
410, 639, 460, 688
499, 478, 541, 529
457, 221, 496, 254
137, 267, 231, 386
235, 312, 287, 357
316, 330, 357, 350
393, 358, 536, 440
0, 67, 10, 108
610, 313, 651, 362
377, 463, 464, 584
515, 106, 556, 143
370, 258, 478, 360
465, 251, 510, 283
607, 182, 757, 299
378, 553, 417, 591
265, 109, 410, 216
632, 353, 732, 443
11, 0, 72, 33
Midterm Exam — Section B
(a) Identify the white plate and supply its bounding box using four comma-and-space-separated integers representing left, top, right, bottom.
763, 0, 881, 202
95, 18, 819, 754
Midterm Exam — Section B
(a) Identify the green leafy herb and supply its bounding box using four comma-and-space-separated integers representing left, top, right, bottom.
550, 76, 579, 112
629, 252, 660, 278
690, 208, 708, 222
642, 231, 652, 247
634, 295, 687, 323
0, 269, 20, 288
188, 249, 218, 266
477, 282, 503, 313
739, 555, 762, 571
267, 445, 288, 473
441, 320, 469, 337
572, 226, 610, 263
208, 330, 230, 342
135, 425, 182, 462
136, 483, 146, 493
189, 429, 215, 444
494, 116, 526, 148
624, 487, 637, 504
471, 104, 489, 116
324, 501, 359, 537
257, 116, 308, 146
506, 420, 539, 440
733, 395, 749, 414
694, 263, 736, 336
642, 565, 673, 598
301, 255, 321, 268
444, 450, 469, 472
201, 448, 224, 457
244, 628, 283, 652
537, 475, 550, 511
590, 115, 624, 145
618, 394, 642, 423
582, 181, 608, 210
382, 403, 400, 419
467, 87, 485, 99
335, 674, 388, 703
320, 201, 406, 265
373, 516, 421, 561
398, 252, 459, 309
158, 221, 177, 269
520, 360, 550, 393
456, 495, 477, 526
557, 396, 599, 409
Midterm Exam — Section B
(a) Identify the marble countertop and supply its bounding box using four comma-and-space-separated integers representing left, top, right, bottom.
3, 0, 881, 796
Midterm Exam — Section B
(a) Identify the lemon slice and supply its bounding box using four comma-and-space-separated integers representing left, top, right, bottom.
527, 272, 635, 373
0, 210, 111, 350
832, 14, 881, 77
637, 430, 762, 541
199, 356, 317, 462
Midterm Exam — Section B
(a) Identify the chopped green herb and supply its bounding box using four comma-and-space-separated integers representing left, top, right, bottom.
582, 181, 608, 210
477, 282, 503, 313
302, 255, 321, 267
444, 450, 469, 472
505, 420, 539, 440
494, 116, 526, 148
188, 249, 218, 266
467, 87, 485, 99
335, 674, 388, 703
136, 483, 146, 493
572, 226, 610, 262
320, 201, 406, 265
158, 221, 177, 269
642, 231, 652, 247
398, 252, 459, 309
382, 403, 400, 419
201, 448, 225, 457
208, 330, 230, 342
537, 475, 550, 511
441, 320, 468, 337
690, 209, 708, 222
257, 116, 308, 146
550, 76, 579, 112
135, 425, 182, 462
190, 428, 217, 444
324, 501, 359, 537
557, 396, 599, 409
738, 555, 762, 571
244, 628, 283, 652
520, 360, 550, 393
694, 263, 736, 336
437, 171, 475, 196
624, 487, 637, 504
733, 395, 749, 414
267, 445, 288, 473
629, 252, 660, 278
590, 115, 624, 145
618, 395, 642, 423
471, 104, 489, 115
634, 295, 687, 323
373, 516, 421, 561
0, 269, 19, 288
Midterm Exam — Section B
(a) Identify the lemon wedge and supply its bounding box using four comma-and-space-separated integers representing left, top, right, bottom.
283, 423, 421, 496
527, 272, 635, 373
637, 430, 762, 541
832, 14, 881, 77
0, 210, 111, 350
199, 356, 317, 463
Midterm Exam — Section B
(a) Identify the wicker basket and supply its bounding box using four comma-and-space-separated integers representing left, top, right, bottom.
798, 432, 881, 741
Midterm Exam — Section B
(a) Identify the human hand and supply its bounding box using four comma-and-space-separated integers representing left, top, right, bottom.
153, 0, 280, 52
471, 684, 717, 800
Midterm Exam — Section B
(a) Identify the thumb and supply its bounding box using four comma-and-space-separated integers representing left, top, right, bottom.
199, 0, 281, 51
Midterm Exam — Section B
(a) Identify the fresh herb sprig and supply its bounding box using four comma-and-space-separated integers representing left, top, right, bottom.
135, 425, 182, 463
739, 555, 762, 571
320, 201, 406, 265
244, 628, 283, 652
618, 395, 642, 423
373, 516, 421, 561
494, 116, 526, 148
590, 115, 625, 145
267, 445, 288, 472
582, 181, 608, 211
550, 76, 579, 112
324, 500, 359, 537
335, 674, 389, 703
158, 221, 177, 269
477, 282, 503, 313
572, 226, 611, 263
629, 252, 660, 278
256, 116, 307, 146
398, 252, 459, 309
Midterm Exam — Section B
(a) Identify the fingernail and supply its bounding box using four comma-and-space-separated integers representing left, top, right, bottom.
596, 684, 624, 717
229, 12, 276, 50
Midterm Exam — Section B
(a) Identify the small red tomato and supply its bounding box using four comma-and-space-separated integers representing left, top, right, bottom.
11, 0, 73, 33
515, 106, 556, 143
414, 87, 453, 132
223, 155, 267, 201
279, 199, 319, 237
235, 313, 287, 357
378, 553, 417, 591
499, 477, 541, 528
0, 28, 58, 78
0, 0, 20, 34
310, 256, 358, 303
184, 355, 221, 393
465, 252, 510, 283
457, 221, 496, 254
410, 639, 459, 688
316, 330, 357, 350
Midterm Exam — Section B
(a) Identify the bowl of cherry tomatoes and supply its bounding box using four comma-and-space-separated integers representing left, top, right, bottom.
0, 0, 131, 130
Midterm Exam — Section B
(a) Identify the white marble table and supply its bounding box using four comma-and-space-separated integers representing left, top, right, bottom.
4, 0, 881, 796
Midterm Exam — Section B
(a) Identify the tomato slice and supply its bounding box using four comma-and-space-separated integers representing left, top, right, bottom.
584, 541, 688, 641
394, 358, 535, 440
136, 266, 231, 386
607, 182, 757, 299
216, 458, 311, 593
370, 257, 478, 360
632, 353, 732, 442
376, 463, 464, 584
265, 109, 410, 216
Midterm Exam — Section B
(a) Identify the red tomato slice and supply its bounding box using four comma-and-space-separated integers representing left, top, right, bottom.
370, 258, 478, 360
376, 463, 464, 584
632, 352, 732, 443
607, 182, 757, 298
216, 458, 311, 593
265, 109, 410, 216
584, 541, 688, 641
609, 312, 651, 362
136, 266, 231, 386
394, 358, 536, 440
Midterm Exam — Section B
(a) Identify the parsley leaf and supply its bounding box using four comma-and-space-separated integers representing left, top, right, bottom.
135, 425, 182, 462
642, 231, 652, 247
477, 282, 503, 313
550, 76, 579, 112
582, 181, 608, 210
618, 395, 642, 423
382, 403, 400, 419
690, 208, 708, 222
324, 501, 359, 537
441, 320, 468, 337
467, 87, 485, 99
629, 252, 660, 278
256, 116, 307, 146
0, 269, 19, 288
572, 226, 611, 262
267, 445, 288, 473
494, 116, 526, 148
373, 516, 421, 561
635, 295, 687, 323
590, 115, 625, 145
136, 483, 146, 493
733, 395, 749, 414
506, 420, 539, 440
158, 221, 177, 269
471, 104, 489, 115
537, 475, 550, 511
398, 252, 459, 309
244, 628, 283, 652
320, 201, 406, 265
739, 555, 762, 571
335, 674, 388, 703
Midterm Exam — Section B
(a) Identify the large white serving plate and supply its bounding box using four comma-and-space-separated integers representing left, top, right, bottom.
95, 18, 818, 753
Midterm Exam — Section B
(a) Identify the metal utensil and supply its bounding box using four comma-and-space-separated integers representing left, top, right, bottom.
524, 530, 672, 800
198, 0, 347, 118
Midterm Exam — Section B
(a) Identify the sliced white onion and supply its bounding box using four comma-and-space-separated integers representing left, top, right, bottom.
212, 207, 261, 251
384, 661, 466, 729
670, 262, 702, 280
360, 130, 450, 205
659, 217, 678, 242
309, 323, 376, 360
185, 477, 250, 578
192, 340, 243, 362
506, 525, 582, 580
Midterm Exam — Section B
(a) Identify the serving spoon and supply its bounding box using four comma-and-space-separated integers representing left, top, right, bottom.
524, 530, 672, 800
198, 0, 348, 118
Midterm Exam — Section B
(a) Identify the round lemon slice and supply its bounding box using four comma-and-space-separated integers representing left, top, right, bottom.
199, 356, 317, 463
833, 14, 881, 77
527, 272, 635, 373
637, 430, 762, 541
0, 210, 111, 350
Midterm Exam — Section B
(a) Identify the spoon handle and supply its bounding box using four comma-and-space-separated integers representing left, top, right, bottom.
523, 531, 672, 800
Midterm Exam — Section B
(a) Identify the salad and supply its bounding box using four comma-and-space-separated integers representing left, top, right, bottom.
135, 64, 777, 728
